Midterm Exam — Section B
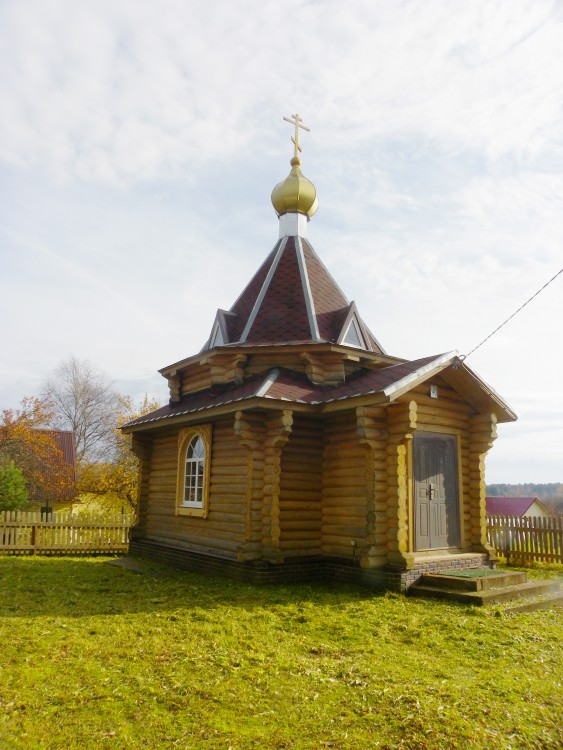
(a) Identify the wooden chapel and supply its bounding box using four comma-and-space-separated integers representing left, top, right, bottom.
123, 115, 516, 591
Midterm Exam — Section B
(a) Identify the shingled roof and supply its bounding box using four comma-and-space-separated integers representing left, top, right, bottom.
125, 354, 448, 429
203, 236, 384, 353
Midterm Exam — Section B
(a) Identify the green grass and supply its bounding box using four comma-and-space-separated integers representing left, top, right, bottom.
0, 557, 562, 750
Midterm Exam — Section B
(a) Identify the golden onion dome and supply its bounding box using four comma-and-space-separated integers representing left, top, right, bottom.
271, 155, 319, 219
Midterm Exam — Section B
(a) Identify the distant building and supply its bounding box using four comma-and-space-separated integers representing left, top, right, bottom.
486, 496, 550, 518
31, 429, 78, 513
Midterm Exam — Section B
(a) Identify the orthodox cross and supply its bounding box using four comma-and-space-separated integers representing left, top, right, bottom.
283, 113, 310, 159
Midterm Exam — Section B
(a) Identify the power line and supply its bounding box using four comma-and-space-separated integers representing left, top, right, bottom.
462, 265, 563, 360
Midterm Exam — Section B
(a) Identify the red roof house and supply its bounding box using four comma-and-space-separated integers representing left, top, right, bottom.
486, 497, 549, 518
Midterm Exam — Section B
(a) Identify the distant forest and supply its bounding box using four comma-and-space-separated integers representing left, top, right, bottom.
486, 483, 563, 514
486, 483, 563, 498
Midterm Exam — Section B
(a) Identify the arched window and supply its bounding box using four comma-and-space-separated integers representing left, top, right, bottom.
176, 426, 211, 516
183, 435, 205, 507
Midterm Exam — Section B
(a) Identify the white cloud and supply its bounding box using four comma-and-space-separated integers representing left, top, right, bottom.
2, 1, 563, 183
1, 0, 563, 481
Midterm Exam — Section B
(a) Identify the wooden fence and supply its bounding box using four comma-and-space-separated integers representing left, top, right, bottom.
487, 514, 563, 564
0, 511, 134, 555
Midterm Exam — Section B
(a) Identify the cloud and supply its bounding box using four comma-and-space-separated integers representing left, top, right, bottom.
2, 0, 563, 184
1, 0, 562, 482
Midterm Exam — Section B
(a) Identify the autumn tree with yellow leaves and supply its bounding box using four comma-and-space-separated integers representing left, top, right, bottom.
77, 394, 160, 513
0, 397, 76, 509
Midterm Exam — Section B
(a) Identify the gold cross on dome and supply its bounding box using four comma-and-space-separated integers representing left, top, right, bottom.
283, 113, 310, 159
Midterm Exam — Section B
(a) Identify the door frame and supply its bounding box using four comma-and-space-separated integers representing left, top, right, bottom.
411, 431, 463, 552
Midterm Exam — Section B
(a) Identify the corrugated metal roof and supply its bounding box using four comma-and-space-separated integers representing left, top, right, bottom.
486, 497, 545, 516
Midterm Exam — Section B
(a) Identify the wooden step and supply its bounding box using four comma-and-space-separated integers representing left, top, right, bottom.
417, 570, 527, 592
409, 578, 561, 607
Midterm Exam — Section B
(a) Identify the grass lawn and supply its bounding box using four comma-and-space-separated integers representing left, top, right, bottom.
0, 557, 561, 750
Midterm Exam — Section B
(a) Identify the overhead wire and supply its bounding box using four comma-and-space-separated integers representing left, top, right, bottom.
461, 265, 563, 361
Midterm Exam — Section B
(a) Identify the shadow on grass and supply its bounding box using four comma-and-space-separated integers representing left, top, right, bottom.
0, 554, 390, 620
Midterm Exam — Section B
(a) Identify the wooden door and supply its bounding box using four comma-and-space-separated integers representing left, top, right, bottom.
414, 433, 460, 551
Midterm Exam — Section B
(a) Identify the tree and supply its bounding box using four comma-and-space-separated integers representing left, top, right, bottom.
0, 397, 75, 505
0, 458, 29, 511
42, 357, 120, 464
78, 395, 160, 513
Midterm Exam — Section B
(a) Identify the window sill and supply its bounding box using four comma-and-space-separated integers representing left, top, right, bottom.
176, 506, 208, 518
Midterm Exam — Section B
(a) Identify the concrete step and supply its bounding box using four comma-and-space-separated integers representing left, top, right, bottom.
501, 591, 563, 614
409, 578, 561, 607
418, 570, 527, 592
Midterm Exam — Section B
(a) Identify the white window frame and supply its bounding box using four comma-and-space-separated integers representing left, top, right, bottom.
175, 425, 212, 517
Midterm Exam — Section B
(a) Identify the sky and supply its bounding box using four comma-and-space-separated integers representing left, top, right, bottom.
1, 0, 562, 484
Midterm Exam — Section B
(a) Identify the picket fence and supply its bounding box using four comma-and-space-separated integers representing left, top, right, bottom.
1, 510, 561, 563
0, 511, 134, 555
487, 514, 563, 564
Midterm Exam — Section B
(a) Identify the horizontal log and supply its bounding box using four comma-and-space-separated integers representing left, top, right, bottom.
280, 529, 322, 540
209, 480, 248, 494
148, 471, 178, 488
280, 508, 321, 518
210, 466, 247, 479
321, 466, 368, 480
149, 469, 176, 480
415, 413, 468, 428
325, 430, 364, 443
404, 382, 467, 403
321, 505, 368, 518
322, 524, 367, 537
323, 486, 367, 499
147, 532, 240, 554
207, 502, 245, 515
280, 518, 322, 529
416, 417, 469, 433
280, 506, 321, 516
148, 518, 245, 538
280, 473, 323, 485
279, 541, 322, 552
145, 493, 174, 504
411, 394, 472, 413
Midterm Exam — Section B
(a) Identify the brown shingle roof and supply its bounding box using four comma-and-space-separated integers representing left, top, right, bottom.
245, 237, 312, 343
124, 354, 446, 429
301, 239, 349, 341
228, 242, 281, 342
203, 235, 383, 352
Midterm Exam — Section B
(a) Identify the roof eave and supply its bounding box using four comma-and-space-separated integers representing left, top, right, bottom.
159, 342, 405, 378
442, 361, 518, 423
122, 395, 317, 433
381, 351, 459, 403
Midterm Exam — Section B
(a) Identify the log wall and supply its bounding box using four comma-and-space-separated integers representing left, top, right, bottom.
321, 412, 369, 559
136, 371, 498, 569
244, 353, 307, 378
131, 432, 154, 538
279, 415, 323, 557
144, 418, 247, 558
179, 363, 213, 396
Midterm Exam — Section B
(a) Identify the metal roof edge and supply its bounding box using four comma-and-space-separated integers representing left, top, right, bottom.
455, 360, 518, 422
382, 351, 458, 400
